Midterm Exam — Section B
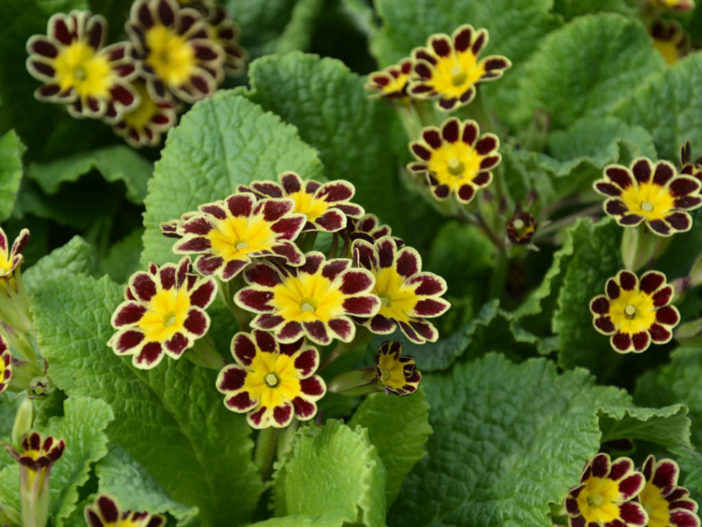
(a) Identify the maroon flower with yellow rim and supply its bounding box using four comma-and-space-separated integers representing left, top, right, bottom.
112, 80, 178, 148
409, 25, 511, 111
26, 11, 138, 120
639, 455, 700, 527
353, 237, 449, 343
680, 142, 702, 183
85, 494, 165, 527
9, 431, 66, 477
169, 192, 306, 281
0, 227, 29, 285
126, 0, 225, 103
565, 453, 647, 527
235, 252, 380, 345
506, 210, 537, 245
216, 330, 325, 428
108, 257, 216, 369
590, 270, 680, 353
376, 341, 421, 396
365, 58, 413, 99
408, 117, 500, 203
240, 172, 365, 233
650, 19, 690, 66
0, 335, 11, 394
594, 158, 702, 236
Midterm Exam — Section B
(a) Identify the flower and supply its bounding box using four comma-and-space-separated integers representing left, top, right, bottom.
126, 0, 225, 103
565, 453, 647, 527
108, 257, 217, 369
216, 330, 326, 428
240, 172, 365, 233
408, 117, 501, 203
353, 236, 449, 343
506, 210, 537, 245
590, 270, 680, 353
10, 431, 66, 488
0, 228, 34, 338
112, 80, 178, 147
205, 6, 246, 75
594, 158, 702, 236
376, 341, 421, 395
0, 335, 11, 394
408, 25, 511, 111
680, 142, 702, 183
0, 227, 29, 289
650, 19, 689, 66
85, 494, 165, 527
650, 0, 695, 10
167, 192, 306, 281
235, 252, 380, 345
346, 213, 404, 247
639, 455, 700, 527
365, 58, 413, 99
26, 11, 138, 119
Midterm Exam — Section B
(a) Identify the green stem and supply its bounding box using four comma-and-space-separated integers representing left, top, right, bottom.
396, 102, 425, 140
187, 336, 226, 370
254, 428, 281, 481
533, 203, 602, 241
218, 277, 251, 331
320, 328, 370, 372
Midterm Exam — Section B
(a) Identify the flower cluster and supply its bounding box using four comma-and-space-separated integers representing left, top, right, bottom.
85, 494, 165, 527
26, 0, 245, 147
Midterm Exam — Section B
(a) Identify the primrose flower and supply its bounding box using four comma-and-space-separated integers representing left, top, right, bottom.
638, 456, 700, 527
109, 257, 217, 369
565, 453, 647, 527
506, 210, 537, 245
26, 11, 138, 119
650, 0, 695, 10
206, 6, 246, 75
168, 192, 306, 281
353, 237, 449, 343
365, 58, 413, 99
590, 270, 679, 353
85, 494, 165, 527
216, 330, 326, 428
409, 25, 511, 111
650, 20, 689, 66
0, 336, 11, 394
112, 81, 178, 147
0, 228, 29, 290
594, 158, 702, 236
680, 142, 702, 183
235, 252, 380, 345
240, 172, 365, 233
126, 0, 225, 103
376, 341, 421, 395
346, 213, 404, 247
408, 117, 501, 203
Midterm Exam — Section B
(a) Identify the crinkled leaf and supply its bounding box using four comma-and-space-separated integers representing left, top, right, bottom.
225, 0, 297, 57
142, 90, 322, 265
598, 404, 691, 450
24, 235, 94, 292
98, 228, 143, 284
273, 420, 386, 526
31, 274, 263, 526
349, 389, 432, 505
0, 130, 25, 222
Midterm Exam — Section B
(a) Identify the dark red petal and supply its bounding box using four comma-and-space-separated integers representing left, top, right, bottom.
195, 255, 224, 276
475, 136, 497, 155
594, 316, 616, 334
328, 318, 354, 341
618, 502, 647, 525
414, 298, 449, 317
298, 253, 324, 275
409, 273, 445, 295
669, 177, 701, 197
339, 270, 373, 295
315, 210, 345, 232
675, 196, 702, 209
639, 272, 665, 294
113, 302, 146, 326
317, 181, 354, 203
218, 366, 246, 391
472, 30, 487, 54
369, 314, 396, 333
411, 143, 432, 161
322, 259, 351, 282
608, 276, 622, 298
176, 237, 211, 253
632, 332, 650, 352
652, 286, 673, 307
273, 403, 293, 426
244, 264, 281, 287
97, 495, 120, 522
271, 216, 305, 238
605, 199, 628, 216
422, 129, 442, 149
183, 309, 208, 336
303, 321, 330, 345
253, 314, 285, 330
343, 295, 380, 316
165, 332, 189, 355
590, 454, 611, 477
666, 212, 692, 231
430, 35, 452, 57
462, 122, 478, 146
131, 272, 157, 301
280, 172, 302, 194
292, 397, 316, 419
294, 349, 318, 377
232, 333, 257, 366
649, 219, 671, 236
236, 288, 273, 312
225, 193, 254, 217
656, 305, 679, 325
226, 391, 256, 411
135, 342, 163, 368
441, 119, 460, 143
396, 248, 420, 277
277, 321, 303, 342
632, 159, 652, 183
453, 25, 473, 52
612, 332, 632, 352
652, 460, 678, 493
606, 166, 634, 189
619, 214, 644, 226
221, 260, 248, 281
159, 265, 176, 290
649, 323, 672, 343
114, 330, 144, 353
300, 377, 325, 397
619, 271, 637, 291
653, 162, 675, 186
595, 182, 622, 197
669, 510, 700, 527
457, 184, 475, 202
271, 242, 304, 265
590, 296, 611, 314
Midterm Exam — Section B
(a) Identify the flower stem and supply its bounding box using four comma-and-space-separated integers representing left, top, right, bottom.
320, 328, 370, 372
254, 427, 280, 481
187, 336, 226, 370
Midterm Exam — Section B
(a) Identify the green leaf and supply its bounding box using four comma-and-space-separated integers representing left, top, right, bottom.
516, 14, 665, 130
98, 228, 143, 284
274, 0, 324, 53
656, 209, 702, 279
615, 53, 702, 161
552, 0, 638, 20
0, 130, 25, 222
141, 90, 322, 265
224, 0, 297, 57
24, 236, 94, 292
31, 274, 263, 526
673, 447, 702, 503
349, 390, 432, 505
272, 420, 386, 526
27, 146, 151, 204
95, 445, 198, 525
389, 354, 628, 526
598, 404, 691, 450
249, 515, 344, 527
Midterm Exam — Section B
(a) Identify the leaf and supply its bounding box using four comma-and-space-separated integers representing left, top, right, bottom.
0, 130, 25, 222
224, 0, 297, 57
98, 228, 143, 284
23, 235, 94, 292
552, 0, 638, 20
141, 90, 323, 265
673, 447, 702, 503
274, 0, 324, 53
28, 146, 152, 204
516, 14, 665, 130
349, 389, 432, 505
389, 353, 629, 527
31, 274, 263, 526
615, 53, 702, 161
249, 515, 345, 527
598, 404, 691, 450
272, 420, 386, 527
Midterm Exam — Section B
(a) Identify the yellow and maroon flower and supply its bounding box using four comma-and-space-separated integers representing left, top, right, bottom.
216, 330, 326, 428
565, 453, 647, 527
235, 252, 380, 345
639, 456, 700, 527
594, 158, 702, 236
126, 0, 225, 103
651, 0, 695, 10
205, 6, 246, 75
112, 80, 178, 148
0, 336, 11, 394
365, 58, 413, 99
108, 257, 217, 369
590, 270, 680, 353
0, 227, 29, 286
346, 213, 404, 247
168, 192, 306, 281
10, 431, 66, 482
650, 19, 690, 66
353, 237, 449, 343
376, 341, 421, 396
240, 172, 365, 233
409, 25, 511, 111
680, 142, 702, 183
85, 494, 165, 527
506, 210, 537, 245
408, 117, 500, 203
26, 11, 138, 120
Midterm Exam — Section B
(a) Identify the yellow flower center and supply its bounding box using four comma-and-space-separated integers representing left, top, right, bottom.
431, 51, 486, 97
207, 214, 277, 261
576, 476, 621, 524
288, 191, 329, 222
53, 41, 113, 98
373, 267, 420, 323
427, 141, 484, 193
146, 25, 195, 86
113, 520, 141, 527
381, 71, 410, 94
639, 481, 672, 527
270, 273, 345, 323
123, 84, 159, 130
0, 248, 12, 274
377, 352, 408, 390
609, 289, 656, 335
243, 351, 301, 409
620, 182, 675, 221
653, 39, 681, 65
138, 288, 191, 342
